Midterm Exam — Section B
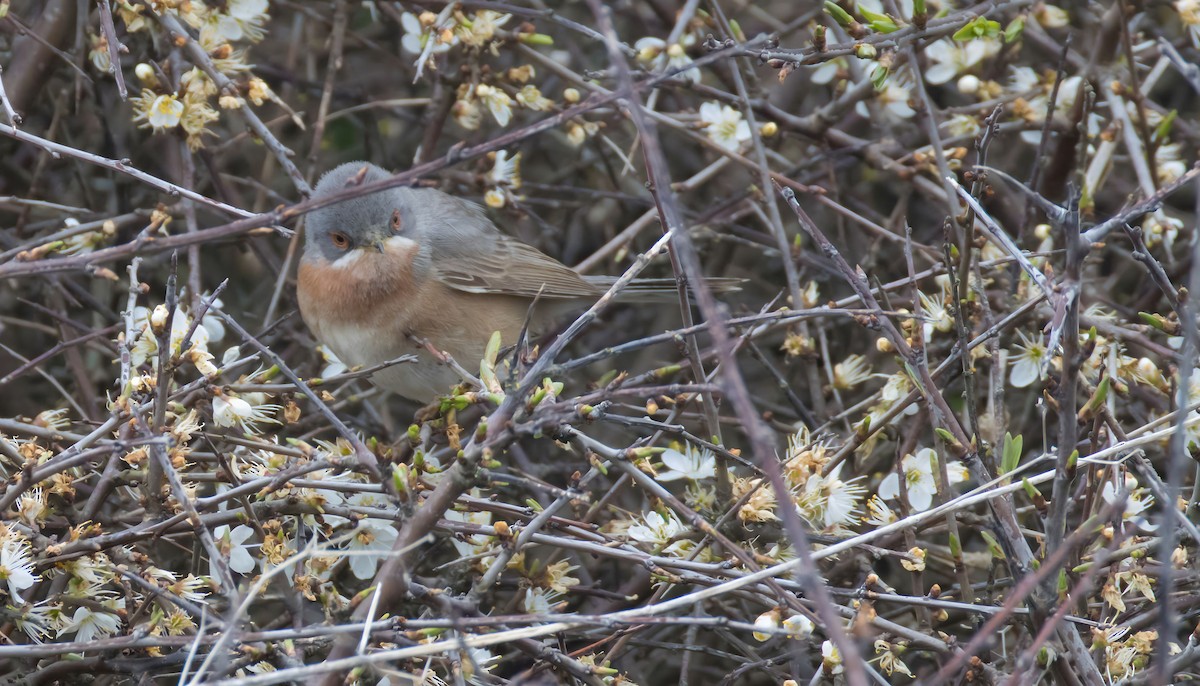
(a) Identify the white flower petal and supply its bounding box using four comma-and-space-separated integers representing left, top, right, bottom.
878, 473, 900, 501
1010, 358, 1040, 388
924, 62, 958, 85
907, 484, 934, 511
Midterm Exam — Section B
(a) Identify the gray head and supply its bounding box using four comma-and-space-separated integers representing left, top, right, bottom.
305, 161, 496, 267
305, 162, 421, 264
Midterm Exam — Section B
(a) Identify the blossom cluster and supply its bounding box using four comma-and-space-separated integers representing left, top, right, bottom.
96, 0, 278, 149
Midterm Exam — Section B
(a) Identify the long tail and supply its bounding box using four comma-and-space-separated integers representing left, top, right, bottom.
583, 275, 744, 300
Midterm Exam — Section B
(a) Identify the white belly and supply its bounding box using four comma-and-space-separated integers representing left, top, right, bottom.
320, 321, 462, 401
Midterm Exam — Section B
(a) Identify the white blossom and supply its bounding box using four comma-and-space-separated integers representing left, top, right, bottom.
783, 613, 815, 639
797, 464, 866, 531
476, 84, 513, 126
811, 58, 846, 85
345, 520, 399, 580
318, 346, 348, 378
919, 289, 954, 340
522, 587, 560, 614
658, 445, 716, 481
444, 507, 494, 558
1034, 3, 1069, 27
11, 601, 54, 642
0, 535, 38, 603
147, 94, 184, 130
922, 38, 1000, 85
60, 605, 122, 643
752, 609, 780, 641
1178, 0, 1200, 46
1156, 143, 1188, 185
857, 81, 915, 120
823, 640, 845, 674
878, 447, 968, 511
1009, 330, 1049, 388
212, 394, 281, 434
627, 510, 692, 556
16, 487, 46, 528
699, 102, 751, 151
214, 524, 257, 575
400, 11, 456, 56
634, 35, 700, 83
1101, 475, 1157, 531
865, 495, 897, 526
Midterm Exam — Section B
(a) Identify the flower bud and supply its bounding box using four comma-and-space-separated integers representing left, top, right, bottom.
783, 613, 814, 638
135, 63, 158, 87
752, 608, 780, 641
149, 305, 170, 334
854, 43, 878, 59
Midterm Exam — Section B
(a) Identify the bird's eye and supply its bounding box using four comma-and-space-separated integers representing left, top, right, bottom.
330, 232, 350, 249
390, 209, 402, 233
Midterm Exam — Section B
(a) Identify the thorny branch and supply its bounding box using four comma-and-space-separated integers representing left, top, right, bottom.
0, 1, 1197, 685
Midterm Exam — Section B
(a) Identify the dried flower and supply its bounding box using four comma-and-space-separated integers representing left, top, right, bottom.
833, 354, 874, 390
732, 477, 778, 522
88, 32, 111, 73
452, 93, 483, 130
516, 84, 554, 111
456, 10, 511, 47
900, 546, 927, 572
875, 639, 915, 677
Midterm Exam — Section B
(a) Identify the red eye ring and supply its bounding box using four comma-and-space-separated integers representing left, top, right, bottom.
331, 232, 350, 249
390, 209, 402, 233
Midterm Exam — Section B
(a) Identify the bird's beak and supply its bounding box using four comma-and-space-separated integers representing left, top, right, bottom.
365, 224, 390, 253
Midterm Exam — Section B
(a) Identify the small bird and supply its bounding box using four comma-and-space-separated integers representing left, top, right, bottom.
298, 161, 723, 401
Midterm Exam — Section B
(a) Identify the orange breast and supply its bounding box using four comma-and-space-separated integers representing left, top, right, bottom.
297, 241, 421, 327
298, 242, 540, 396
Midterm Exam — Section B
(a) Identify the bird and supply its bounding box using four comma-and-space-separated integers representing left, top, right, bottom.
297, 161, 729, 401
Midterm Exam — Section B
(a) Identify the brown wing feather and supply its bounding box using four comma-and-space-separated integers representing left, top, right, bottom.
433, 234, 601, 299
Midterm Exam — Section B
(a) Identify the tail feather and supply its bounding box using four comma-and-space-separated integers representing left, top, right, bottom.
583, 276, 744, 298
